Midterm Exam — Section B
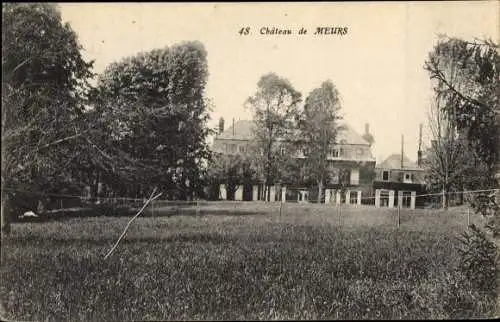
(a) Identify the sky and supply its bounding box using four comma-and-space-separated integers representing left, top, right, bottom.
59, 2, 498, 163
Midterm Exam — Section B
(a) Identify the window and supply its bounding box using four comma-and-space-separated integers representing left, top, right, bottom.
303, 148, 309, 156
350, 168, 360, 185
280, 146, 286, 155
349, 191, 358, 204
329, 148, 340, 158
382, 170, 389, 181
402, 191, 412, 208
230, 144, 237, 153
238, 145, 245, 153
339, 169, 350, 185
404, 172, 412, 183
357, 148, 364, 156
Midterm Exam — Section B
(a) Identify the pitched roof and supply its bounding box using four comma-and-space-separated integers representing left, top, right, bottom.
216, 120, 370, 145
377, 154, 422, 171
338, 124, 370, 145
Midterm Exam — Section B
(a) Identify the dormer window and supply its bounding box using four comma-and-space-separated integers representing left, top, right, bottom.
329, 148, 341, 158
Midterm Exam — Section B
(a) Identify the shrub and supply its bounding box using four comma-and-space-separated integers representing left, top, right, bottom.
457, 224, 497, 295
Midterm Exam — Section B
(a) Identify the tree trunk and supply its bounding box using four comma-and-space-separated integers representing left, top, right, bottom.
442, 185, 448, 210
318, 181, 323, 204
1, 194, 11, 236
37, 199, 46, 214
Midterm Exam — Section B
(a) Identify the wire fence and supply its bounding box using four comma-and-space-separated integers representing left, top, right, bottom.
3, 187, 498, 230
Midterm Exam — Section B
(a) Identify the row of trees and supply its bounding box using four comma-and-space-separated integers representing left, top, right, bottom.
208, 73, 360, 202
2, 4, 213, 233
3, 3, 352, 234
1, 4, 351, 233
4, 4, 497, 235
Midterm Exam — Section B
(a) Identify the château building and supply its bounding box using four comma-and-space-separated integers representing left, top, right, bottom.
211, 118, 377, 203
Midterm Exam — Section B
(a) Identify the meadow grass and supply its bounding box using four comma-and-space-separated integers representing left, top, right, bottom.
1, 204, 496, 320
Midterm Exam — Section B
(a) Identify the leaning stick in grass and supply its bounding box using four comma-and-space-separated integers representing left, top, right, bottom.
104, 188, 162, 259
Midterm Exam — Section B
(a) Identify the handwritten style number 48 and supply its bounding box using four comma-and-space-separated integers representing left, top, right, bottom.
239, 27, 250, 35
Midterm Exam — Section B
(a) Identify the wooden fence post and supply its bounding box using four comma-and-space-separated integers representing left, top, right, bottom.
467, 207, 470, 230
397, 205, 401, 228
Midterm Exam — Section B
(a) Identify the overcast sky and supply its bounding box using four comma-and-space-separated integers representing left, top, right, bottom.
59, 2, 498, 163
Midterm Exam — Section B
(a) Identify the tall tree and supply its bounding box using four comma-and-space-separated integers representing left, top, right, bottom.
298, 80, 343, 203
425, 36, 500, 310
424, 97, 468, 209
95, 41, 212, 200
2, 3, 94, 234
424, 35, 499, 229
245, 73, 302, 201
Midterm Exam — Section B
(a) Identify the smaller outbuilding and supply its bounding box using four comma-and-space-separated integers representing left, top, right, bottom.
373, 154, 426, 209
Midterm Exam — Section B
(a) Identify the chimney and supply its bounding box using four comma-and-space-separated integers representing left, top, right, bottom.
364, 123, 370, 135
417, 150, 423, 167
232, 118, 235, 136
218, 117, 225, 135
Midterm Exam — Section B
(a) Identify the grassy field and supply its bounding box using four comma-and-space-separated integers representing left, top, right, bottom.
1, 203, 497, 320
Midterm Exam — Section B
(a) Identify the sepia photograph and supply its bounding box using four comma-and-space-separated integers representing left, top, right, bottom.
1, 1, 499, 320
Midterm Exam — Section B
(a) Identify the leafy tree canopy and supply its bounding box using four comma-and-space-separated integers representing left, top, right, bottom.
2, 3, 94, 214
244, 73, 302, 197
94, 41, 212, 199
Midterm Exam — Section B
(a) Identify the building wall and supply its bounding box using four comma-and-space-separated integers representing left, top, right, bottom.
332, 144, 372, 160
372, 181, 427, 208
298, 144, 373, 161
375, 168, 425, 184
212, 138, 249, 155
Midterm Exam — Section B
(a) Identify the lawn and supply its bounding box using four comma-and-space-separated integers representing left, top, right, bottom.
0, 203, 497, 320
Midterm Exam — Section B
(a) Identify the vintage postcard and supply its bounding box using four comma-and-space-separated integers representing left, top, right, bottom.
1, 2, 499, 321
